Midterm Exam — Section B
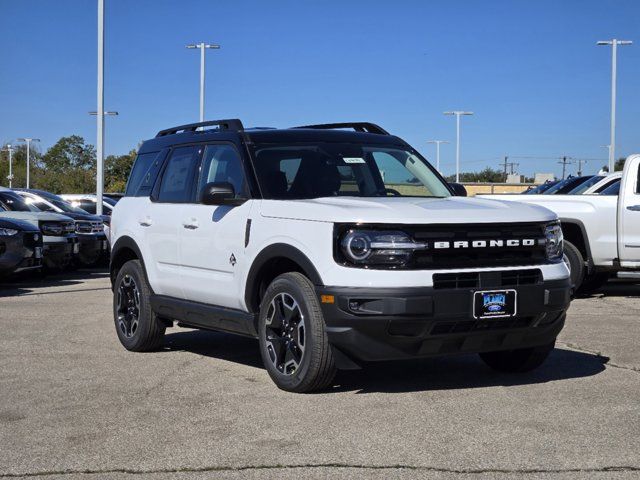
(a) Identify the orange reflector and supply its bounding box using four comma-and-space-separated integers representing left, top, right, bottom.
320, 295, 335, 304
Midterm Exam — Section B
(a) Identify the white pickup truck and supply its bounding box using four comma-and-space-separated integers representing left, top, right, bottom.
481, 154, 640, 292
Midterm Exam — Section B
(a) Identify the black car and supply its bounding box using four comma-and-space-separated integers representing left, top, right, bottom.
522, 180, 559, 194
16, 189, 109, 266
543, 176, 595, 195
0, 216, 43, 277
0, 189, 79, 271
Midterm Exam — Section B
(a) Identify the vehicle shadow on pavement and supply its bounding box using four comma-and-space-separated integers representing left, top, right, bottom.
0, 268, 110, 297
579, 280, 640, 299
162, 330, 607, 394
332, 348, 607, 394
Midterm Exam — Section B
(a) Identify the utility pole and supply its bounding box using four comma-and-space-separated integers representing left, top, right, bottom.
501, 156, 509, 181
576, 159, 588, 176
96, 0, 105, 215
558, 156, 573, 180
443, 111, 473, 183
17, 138, 40, 189
597, 39, 633, 173
186, 42, 221, 122
2, 145, 14, 188
426, 140, 449, 174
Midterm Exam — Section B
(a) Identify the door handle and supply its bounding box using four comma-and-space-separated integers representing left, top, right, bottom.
627, 205, 640, 212
138, 217, 152, 227
182, 218, 199, 230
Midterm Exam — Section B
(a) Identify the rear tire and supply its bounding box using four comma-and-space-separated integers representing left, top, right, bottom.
258, 272, 336, 393
563, 240, 585, 292
113, 259, 165, 351
479, 341, 555, 373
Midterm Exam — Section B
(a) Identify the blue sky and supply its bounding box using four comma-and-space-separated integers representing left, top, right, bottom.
1, 0, 639, 178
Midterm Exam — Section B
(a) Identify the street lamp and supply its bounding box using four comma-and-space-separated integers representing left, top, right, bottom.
443, 111, 474, 183
2, 145, 14, 188
16, 138, 40, 189
426, 140, 449, 174
597, 39, 632, 173
186, 42, 221, 122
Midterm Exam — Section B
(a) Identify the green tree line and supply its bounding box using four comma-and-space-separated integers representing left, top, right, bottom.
0, 136, 136, 194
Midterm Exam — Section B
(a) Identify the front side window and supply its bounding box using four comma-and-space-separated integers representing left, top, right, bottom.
157, 146, 199, 203
253, 143, 451, 200
0, 193, 38, 212
197, 144, 248, 199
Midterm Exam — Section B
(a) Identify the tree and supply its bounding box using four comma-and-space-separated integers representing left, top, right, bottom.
37, 136, 96, 193
446, 167, 505, 183
105, 149, 137, 193
614, 157, 626, 172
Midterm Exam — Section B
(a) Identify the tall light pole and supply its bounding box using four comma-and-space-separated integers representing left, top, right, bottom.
443, 111, 474, 183
17, 138, 40, 189
2, 145, 14, 188
96, 0, 105, 215
600, 144, 612, 171
597, 39, 632, 173
186, 42, 220, 122
426, 140, 449, 174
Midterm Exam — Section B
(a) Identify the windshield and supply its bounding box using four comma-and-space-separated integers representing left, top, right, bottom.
567, 176, 604, 194
601, 179, 621, 195
0, 192, 38, 212
50, 198, 88, 214
523, 181, 558, 194
544, 177, 590, 195
253, 143, 451, 199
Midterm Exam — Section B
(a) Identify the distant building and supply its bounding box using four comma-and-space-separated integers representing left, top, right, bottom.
506, 174, 523, 184
534, 173, 555, 184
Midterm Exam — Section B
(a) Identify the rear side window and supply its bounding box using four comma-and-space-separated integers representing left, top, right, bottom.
157, 146, 200, 203
125, 151, 161, 197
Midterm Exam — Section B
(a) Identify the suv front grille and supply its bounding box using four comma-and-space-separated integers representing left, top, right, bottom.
39, 221, 75, 236
75, 221, 103, 234
433, 269, 542, 290
410, 223, 548, 270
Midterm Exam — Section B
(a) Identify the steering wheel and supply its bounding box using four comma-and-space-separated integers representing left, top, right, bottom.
384, 188, 402, 197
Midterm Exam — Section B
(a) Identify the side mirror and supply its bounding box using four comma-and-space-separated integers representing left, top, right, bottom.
200, 182, 243, 206
449, 182, 468, 197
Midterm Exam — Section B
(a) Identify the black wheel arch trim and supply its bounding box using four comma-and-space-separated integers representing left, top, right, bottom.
559, 218, 594, 271
110, 236, 151, 290
244, 243, 324, 313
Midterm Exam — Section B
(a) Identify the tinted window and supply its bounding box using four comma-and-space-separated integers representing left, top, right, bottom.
157, 146, 199, 203
197, 144, 248, 200
637, 165, 640, 194
253, 143, 450, 200
0, 193, 37, 212
567, 176, 604, 194
78, 200, 96, 214
125, 151, 161, 197
31, 200, 56, 212
601, 179, 621, 195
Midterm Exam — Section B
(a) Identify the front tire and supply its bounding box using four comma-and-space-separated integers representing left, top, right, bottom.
258, 272, 336, 393
113, 259, 165, 351
563, 240, 585, 292
479, 341, 555, 373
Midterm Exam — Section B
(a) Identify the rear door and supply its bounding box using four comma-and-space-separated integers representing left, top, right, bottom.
618, 154, 640, 266
179, 142, 253, 309
144, 145, 201, 298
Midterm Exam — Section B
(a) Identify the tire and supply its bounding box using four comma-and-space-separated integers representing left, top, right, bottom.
258, 272, 336, 393
113, 259, 165, 352
563, 240, 585, 292
479, 341, 555, 373
578, 272, 610, 294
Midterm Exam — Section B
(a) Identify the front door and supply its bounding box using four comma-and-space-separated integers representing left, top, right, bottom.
619, 154, 640, 266
179, 143, 253, 309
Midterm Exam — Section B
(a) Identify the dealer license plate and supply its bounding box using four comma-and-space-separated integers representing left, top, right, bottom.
473, 290, 517, 319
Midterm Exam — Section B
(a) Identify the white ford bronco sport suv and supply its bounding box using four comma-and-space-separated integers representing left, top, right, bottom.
110, 120, 571, 392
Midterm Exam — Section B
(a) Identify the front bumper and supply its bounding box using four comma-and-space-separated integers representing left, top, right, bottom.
0, 232, 43, 275
316, 276, 571, 363
43, 235, 79, 269
77, 232, 109, 264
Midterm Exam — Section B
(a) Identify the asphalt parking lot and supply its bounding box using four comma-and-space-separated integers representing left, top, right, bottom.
0, 271, 639, 479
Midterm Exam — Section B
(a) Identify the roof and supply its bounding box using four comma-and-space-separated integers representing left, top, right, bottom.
139, 122, 408, 154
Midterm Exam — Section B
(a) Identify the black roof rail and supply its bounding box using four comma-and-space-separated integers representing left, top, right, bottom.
156, 119, 244, 137
292, 122, 390, 135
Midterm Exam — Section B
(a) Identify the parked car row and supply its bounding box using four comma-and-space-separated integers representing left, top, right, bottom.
0, 188, 120, 278
522, 173, 622, 196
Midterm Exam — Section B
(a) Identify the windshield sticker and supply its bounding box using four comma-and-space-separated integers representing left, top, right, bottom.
343, 157, 365, 164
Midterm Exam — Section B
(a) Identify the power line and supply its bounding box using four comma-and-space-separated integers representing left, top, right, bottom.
558, 156, 574, 180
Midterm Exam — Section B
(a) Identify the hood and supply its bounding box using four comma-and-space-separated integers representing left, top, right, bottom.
0, 211, 75, 224
56, 212, 104, 222
0, 217, 40, 232
260, 196, 557, 224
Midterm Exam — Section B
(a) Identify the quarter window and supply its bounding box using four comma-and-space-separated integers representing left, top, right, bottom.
157, 146, 199, 203
197, 144, 247, 199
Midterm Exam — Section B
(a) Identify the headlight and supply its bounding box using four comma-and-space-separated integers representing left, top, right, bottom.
0, 228, 18, 236
544, 221, 563, 261
340, 230, 427, 267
